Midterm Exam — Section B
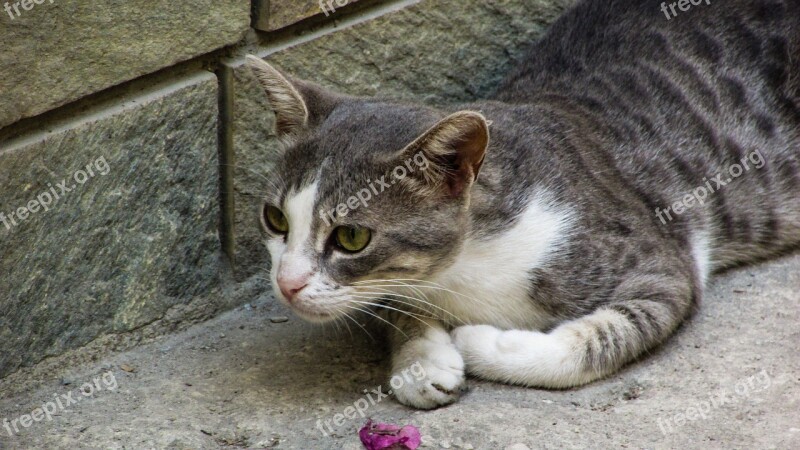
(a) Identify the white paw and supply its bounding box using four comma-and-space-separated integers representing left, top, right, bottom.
391, 338, 467, 410
451, 324, 504, 366
453, 325, 571, 386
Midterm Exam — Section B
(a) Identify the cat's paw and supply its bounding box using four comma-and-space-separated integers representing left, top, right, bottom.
452, 325, 560, 384
391, 339, 467, 410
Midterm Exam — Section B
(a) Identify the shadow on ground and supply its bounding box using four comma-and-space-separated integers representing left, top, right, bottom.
0, 255, 798, 449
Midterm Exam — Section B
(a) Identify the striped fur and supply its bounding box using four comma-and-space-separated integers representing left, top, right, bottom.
247, 0, 800, 409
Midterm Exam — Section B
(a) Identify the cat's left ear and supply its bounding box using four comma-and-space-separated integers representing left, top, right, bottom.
246, 55, 339, 146
400, 111, 490, 198
246, 55, 308, 144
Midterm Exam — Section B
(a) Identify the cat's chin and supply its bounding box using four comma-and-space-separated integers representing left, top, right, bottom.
288, 303, 341, 324
272, 289, 344, 323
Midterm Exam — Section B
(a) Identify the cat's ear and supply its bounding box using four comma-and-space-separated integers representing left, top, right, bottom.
246, 55, 310, 144
401, 111, 490, 198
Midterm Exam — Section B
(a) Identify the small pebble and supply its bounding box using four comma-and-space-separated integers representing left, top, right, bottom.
120, 364, 136, 373
60, 378, 72, 386
270, 316, 289, 323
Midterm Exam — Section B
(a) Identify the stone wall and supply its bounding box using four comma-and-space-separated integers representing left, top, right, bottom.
0, 0, 574, 378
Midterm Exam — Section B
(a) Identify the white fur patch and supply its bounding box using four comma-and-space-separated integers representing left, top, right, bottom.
284, 181, 319, 252
690, 230, 713, 288
430, 190, 576, 329
452, 324, 574, 386
269, 181, 323, 312
453, 309, 634, 388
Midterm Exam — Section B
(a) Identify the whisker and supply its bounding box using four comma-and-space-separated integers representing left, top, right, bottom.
350, 297, 437, 323
337, 307, 375, 341
334, 313, 351, 338
349, 299, 438, 338
350, 293, 439, 321
356, 278, 485, 309
374, 280, 457, 325
341, 304, 404, 339
373, 279, 435, 311
352, 287, 465, 325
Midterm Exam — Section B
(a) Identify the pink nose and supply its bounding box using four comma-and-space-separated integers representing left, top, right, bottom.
277, 273, 310, 302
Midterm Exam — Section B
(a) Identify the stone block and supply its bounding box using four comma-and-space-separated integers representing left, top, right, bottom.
0, 0, 250, 128
253, 0, 363, 31
0, 73, 229, 378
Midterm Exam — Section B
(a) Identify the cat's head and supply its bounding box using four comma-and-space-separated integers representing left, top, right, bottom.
246, 56, 490, 323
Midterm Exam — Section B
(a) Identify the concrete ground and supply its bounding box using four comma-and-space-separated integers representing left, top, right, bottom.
0, 255, 798, 450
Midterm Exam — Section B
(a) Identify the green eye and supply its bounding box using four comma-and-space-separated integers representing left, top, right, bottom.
334, 226, 371, 253
264, 205, 289, 234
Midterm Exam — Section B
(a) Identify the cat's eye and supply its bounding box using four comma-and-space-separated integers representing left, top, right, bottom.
263, 205, 289, 234
334, 226, 371, 253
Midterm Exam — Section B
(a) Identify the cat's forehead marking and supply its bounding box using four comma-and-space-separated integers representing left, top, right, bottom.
284, 179, 319, 251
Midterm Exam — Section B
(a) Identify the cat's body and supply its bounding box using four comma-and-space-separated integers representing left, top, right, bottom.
247, 0, 800, 409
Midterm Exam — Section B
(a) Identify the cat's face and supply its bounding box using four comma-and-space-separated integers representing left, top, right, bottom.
247, 56, 490, 323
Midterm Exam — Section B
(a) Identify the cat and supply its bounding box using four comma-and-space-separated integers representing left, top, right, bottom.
246, 0, 800, 409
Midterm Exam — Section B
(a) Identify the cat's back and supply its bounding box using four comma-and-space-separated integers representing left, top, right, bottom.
487, 0, 800, 268
495, 0, 800, 106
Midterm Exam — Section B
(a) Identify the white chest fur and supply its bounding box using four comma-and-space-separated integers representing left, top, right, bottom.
429, 191, 577, 330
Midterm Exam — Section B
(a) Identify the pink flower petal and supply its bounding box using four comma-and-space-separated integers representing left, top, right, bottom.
359, 420, 422, 450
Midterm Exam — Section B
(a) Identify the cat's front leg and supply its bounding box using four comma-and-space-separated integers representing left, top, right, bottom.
452, 272, 694, 388
385, 312, 467, 409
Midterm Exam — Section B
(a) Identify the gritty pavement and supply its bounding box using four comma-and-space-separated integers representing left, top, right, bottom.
0, 254, 798, 450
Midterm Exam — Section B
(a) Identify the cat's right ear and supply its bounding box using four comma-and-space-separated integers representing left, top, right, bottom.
398, 111, 490, 199
246, 55, 310, 145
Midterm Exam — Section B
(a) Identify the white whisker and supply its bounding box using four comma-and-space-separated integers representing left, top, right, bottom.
336, 307, 375, 341
352, 285, 466, 325
341, 304, 405, 338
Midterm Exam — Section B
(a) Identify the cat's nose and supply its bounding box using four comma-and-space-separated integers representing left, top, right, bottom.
277, 273, 310, 302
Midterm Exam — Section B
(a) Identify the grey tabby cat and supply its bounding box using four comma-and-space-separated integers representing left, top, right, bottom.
247, 0, 800, 409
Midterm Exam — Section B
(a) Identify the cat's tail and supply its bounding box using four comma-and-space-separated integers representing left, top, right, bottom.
452, 273, 695, 388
